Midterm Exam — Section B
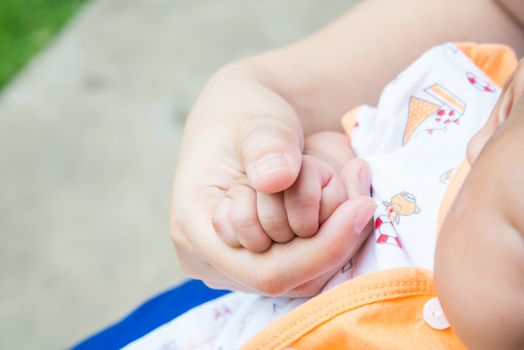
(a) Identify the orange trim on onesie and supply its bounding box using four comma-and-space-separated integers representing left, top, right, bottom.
456, 42, 518, 87
242, 268, 466, 350
435, 159, 471, 237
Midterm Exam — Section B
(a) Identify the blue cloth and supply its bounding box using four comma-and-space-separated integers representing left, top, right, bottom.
72, 280, 230, 350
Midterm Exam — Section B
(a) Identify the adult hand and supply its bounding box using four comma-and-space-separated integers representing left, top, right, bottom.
170, 62, 376, 297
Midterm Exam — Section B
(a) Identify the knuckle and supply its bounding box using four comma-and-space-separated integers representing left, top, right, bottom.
241, 115, 299, 143
263, 221, 293, 243
288, 191, 319, 210
239, 118, 303, 161
261, 212, 287, 231
216, 230, 241, 248
271, 235, 293, 244
211, 212, 226, 234
244, 121, 292, 140
248, 239, 272, 253
289, 218, 318, 238
231, 213, 259, 231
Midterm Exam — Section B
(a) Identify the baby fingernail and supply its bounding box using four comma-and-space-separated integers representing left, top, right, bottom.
353, 203, 377, 234
248, 153, 290, 184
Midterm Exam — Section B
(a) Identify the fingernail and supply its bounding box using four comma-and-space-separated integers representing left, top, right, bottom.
353, 202, 377, 234
247, 153, 290, 184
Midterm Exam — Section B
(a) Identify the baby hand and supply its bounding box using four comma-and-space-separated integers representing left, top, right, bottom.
212, 131, 363, 252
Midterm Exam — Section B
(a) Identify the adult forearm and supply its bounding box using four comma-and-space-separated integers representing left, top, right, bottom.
241, 0, 524, 135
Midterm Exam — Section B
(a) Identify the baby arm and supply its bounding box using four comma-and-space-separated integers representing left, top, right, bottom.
213, 131, 370, 252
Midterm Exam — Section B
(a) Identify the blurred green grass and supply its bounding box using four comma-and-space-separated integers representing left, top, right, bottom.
0, 0, 87, 90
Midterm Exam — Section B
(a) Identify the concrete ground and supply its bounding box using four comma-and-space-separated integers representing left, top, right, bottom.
0, 0, 359, 348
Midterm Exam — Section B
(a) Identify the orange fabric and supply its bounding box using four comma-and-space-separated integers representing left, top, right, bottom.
456, 42, 518, 87
242, 43, 518, 350
435, 159, 471, 238
242, 268, 466, 350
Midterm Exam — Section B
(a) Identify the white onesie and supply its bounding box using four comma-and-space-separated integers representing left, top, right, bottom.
124, 43, 501, 350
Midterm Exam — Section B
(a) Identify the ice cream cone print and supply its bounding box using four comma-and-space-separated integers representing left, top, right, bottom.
403, 97, 440, 144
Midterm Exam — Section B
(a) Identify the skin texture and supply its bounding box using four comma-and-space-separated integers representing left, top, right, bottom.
435, 60, 524, 350
213, 132, 355, 252
171, 55, 376, 297
171, 0, 524, 297
497, 0, 524, 29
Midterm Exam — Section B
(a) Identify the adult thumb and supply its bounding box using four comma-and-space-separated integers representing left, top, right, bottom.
258, 196, 377, 295
239, 115, 303, 193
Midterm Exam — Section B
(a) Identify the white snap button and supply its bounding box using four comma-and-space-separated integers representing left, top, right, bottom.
423, 297, 450, 330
